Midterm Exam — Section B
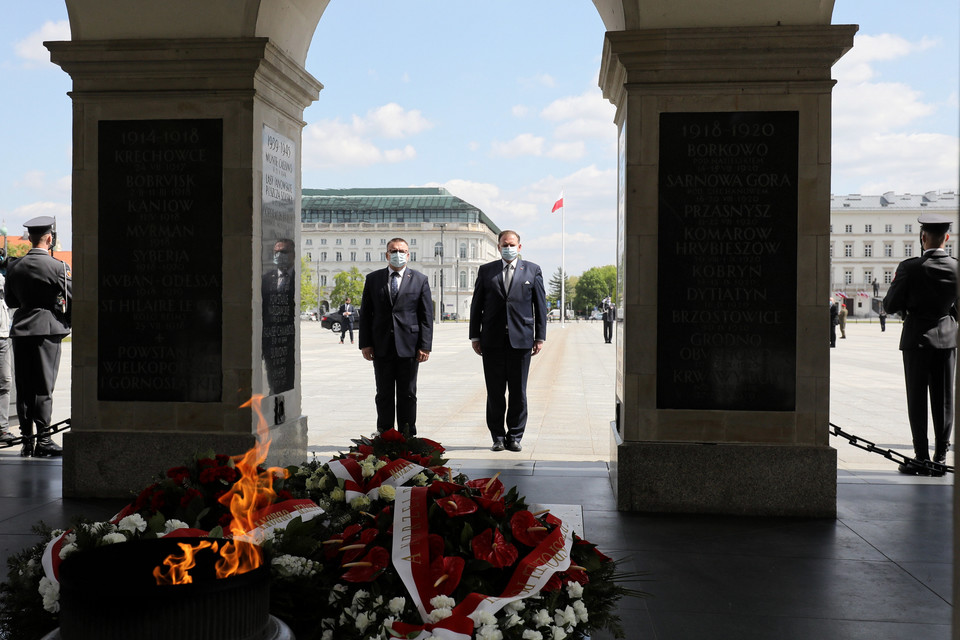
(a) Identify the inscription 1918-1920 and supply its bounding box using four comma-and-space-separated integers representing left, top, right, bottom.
98, 119, 223, 402
657, 111, 798, 411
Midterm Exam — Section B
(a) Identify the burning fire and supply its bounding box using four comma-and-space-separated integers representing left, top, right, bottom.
154, 395, 290, 585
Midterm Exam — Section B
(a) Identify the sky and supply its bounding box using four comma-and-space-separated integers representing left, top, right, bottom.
0, 1, 957, 281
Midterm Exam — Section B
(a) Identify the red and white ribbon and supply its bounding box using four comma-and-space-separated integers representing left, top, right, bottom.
328, 458, 425, 502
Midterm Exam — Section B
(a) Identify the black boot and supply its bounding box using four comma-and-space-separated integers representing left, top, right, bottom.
33, 425, 62, 457
19, 424, 33, 457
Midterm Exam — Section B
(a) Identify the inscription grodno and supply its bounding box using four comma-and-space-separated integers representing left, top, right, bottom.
657, 111, 798, 411
98, 119, 224, 402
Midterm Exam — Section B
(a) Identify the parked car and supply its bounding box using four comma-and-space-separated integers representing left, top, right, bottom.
320, 308, 360, 333
442, 312, 459, 321
299, 311, 318, 321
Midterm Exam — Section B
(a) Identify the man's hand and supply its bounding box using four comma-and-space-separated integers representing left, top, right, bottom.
361, 347, 375, 361
417, 349, 430, 363
532, 341, 544, 356
471, 341, 483, 356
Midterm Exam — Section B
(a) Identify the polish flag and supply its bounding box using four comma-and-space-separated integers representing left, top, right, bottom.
551, 192, 564, 213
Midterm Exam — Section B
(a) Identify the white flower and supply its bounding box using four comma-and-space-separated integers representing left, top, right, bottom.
430, 595, 456, 609
58, 542, 78, 560
428, 606, 453, 623
533, 609, 552, 627
472, 610, 497, 627
352, 589, 370, 607
101, 532, 127, 545
477, 625, 503, 640
118, 514, 147, 534
565, 582, 584, 599
388, 596, 406, 614
505, 599, 526, 614
38, 577, 60, 613
272, 554, 319, 577
374, 459, 388, 470
550, 626, 568, 640
329, 487, 346, 502
355, 610, 372, 632
350, 495, 372, 510
504, 613, 523, 628
378, 485, 396, 502
522, 631, 543, 640
554, 605, 577, 628
162, 519, 190, 535
572, 600, 588, 623
48, 529, 65, 540
413, 473, 429, 486
321, 628, 333, 640
361, 461, 376, 478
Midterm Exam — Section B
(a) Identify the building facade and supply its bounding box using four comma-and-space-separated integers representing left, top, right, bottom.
301, 187, 502, 319
830, 191, 958, 316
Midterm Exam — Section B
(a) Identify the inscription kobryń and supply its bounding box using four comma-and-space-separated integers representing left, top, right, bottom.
658, 113, 798, 409
98, 120, 222, 401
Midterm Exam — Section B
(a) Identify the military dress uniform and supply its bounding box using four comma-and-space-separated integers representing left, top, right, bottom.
4, 217, 71, 457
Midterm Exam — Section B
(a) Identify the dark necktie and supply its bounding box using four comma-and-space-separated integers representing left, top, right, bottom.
503, 264, 513, 292
391, 271, 400, 302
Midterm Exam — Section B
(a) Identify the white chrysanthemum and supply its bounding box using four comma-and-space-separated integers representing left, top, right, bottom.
505, 599, 526, 614
428, 606, 453, 623
572, 600, 588, 623
118, 514, 147, 534
352, 589, 370, 607
58, 542, 78, 560
101, 532, 127, 545
522, 631, 543, 640
388, 596, 406, 614
355, 611, 372, 633
430, 595, 456, 609
350, 495, 372, 510
477, 625, 503, 640
533, 609, 552, 627
378, 485, 396, 502
272, 554, 319, 577
472, 610, 497, 627
565, 581, 584, 599
162, 519, 190, 535
49, 529, 65, 540
550, 626, 568, 640
329, 487, 346, 502
38, 577, 60, 613
320, 628, 333, 640
504, 613, 523, 628
554, 605, 577, 628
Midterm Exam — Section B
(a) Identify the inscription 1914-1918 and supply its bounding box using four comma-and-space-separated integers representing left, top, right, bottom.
657, 111, 798, 412
98, 119, 223, 402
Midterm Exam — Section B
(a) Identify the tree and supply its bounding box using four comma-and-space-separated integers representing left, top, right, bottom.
330, 267, 365, 308
547, 267, 573, 307
299, 257, 318, 312
572, 265, 616, 313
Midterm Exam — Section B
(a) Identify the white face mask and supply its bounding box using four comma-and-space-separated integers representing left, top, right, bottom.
500, 245, 518, 262
388, 251, 408, 268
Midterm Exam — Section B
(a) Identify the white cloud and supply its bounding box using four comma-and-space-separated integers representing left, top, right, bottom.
833, 132, 959, 195
834, 34, 939, 84
490, 133, 544, 158
14, 20, 70, 67
540, 90, 613, 123
12, 171, 71, 196
6, 201, 73, 249
302, 103, 431, 169
545, 141, 585, 161
519, 73, 556, 88
512, 105, 529, 118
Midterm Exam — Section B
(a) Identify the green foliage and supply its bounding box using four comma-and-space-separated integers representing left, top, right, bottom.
330, 267, 365, 308
573, 265, 616, 312
547, 267, 574, 307
300, 257, 318, 312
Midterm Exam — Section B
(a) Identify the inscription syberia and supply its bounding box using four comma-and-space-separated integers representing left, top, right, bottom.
657, 112, 798, 411
98, 119, 224, 402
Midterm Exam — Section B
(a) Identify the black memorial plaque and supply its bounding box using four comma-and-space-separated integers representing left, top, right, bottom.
657, 111, 798, 411
98, 119, 223, 402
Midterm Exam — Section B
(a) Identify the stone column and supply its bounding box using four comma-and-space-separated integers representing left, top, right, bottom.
601, 25, 856, 516
48, 38, 322, 497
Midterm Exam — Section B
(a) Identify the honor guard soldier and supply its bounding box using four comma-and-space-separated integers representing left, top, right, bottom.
4, 216, 71, 457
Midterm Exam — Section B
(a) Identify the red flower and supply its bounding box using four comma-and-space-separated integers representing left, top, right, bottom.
417, 437, 444, 453
510, 511, 549, 547
166, 466, 192, 484
180, 488, 202, 509
466, 477, 503, 500
429, 555, 465, 595
341, 546, 389, 582
542, 573, 563, 592
341, 527, 378, 564
435, 494, 478, 517
565, 566, 590, 585
357, 444, 374, 456
379, 428, 406, 443
471, 528, 518, 568
217, 512, 233, 528
427, 480, 463, 497
474, 496, 506, 517
149, 491, 166, 512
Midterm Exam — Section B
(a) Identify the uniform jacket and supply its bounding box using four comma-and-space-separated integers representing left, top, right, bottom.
883, 248, 959, 350
5, 248, 72, 337
359, 267, 433, 358
469, 258, 547, 350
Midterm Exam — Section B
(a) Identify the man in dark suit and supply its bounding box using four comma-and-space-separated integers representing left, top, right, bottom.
338, 297, 356, 344
469, 230, 547, 452
883, 213, 958, 475
359, 237, 433, 436
829, 297, 839, 348
601, 296, 615, 343
4, 217, 71, 457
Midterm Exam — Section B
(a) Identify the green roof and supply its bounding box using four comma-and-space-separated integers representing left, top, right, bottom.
301, 187, 500, 234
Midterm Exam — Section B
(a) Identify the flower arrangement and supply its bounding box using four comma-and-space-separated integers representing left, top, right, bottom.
0, 431, 644, 640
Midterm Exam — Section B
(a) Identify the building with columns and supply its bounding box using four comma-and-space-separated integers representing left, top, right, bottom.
300, 187, 501, 319
829, 190, 958, 316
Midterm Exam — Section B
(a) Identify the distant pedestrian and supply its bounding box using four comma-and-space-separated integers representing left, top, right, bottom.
829, 297, 839, 348
883, 212, 958, 475
838, 303, 848, 339
601, 296, 615, 343
879, 308, 887, 332
338, 297, 356, 344
0, 271, 13, 444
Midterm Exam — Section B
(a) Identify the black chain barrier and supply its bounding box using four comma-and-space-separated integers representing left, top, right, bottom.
0, 419, 71, 449
829, 422, 953, 476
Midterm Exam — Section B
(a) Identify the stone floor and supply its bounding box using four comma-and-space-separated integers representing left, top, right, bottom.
0, 319, 951, 639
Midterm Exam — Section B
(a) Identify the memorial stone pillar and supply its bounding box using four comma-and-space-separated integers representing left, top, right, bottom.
47, 39, 322, 497
600, 25, 856, 516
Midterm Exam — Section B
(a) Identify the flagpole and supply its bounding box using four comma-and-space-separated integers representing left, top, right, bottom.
560, 197, 565, 328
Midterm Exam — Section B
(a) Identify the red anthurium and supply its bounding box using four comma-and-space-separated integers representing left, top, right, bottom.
541, 573, 564, 592
466, 476, 504, 500
471, 528, 519, 568
473, 495, 506, 517
341, 546, 389, 582
429, 555, 465, 595
428, 534, 446, 558
380, 429, 406, 443
510, 510, 549, 546
357, 444, 374, 456
565, 566, 590, 585
427, 480, 463, 496
435, 494, 478, 517
341, 527, 379, 564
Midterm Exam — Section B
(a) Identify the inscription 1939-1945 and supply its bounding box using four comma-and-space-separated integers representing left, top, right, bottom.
98, 119, 223, 402
657, 111, 798, 412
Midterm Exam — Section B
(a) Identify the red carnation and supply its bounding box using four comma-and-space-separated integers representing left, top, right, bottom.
341, 546, 389, 582
471, 528, 518, 568
180, 488, 202, 509
510, 511, 549, 547
435, 494, 478, 517
166, 466, 192, 484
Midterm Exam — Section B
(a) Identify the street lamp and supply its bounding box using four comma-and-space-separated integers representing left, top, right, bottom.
435, 223, 446, 321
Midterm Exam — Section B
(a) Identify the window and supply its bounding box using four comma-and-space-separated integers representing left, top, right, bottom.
884, 270, 893, 284
844, 243, 853, 257
864, 224, 872, 233
864, 271, 874, 284
335, 238, 342, 245
904, 243, 913, 257
471, 245, 477, 259
336, 251, 342, 262
380, 238, 386, 245
411, 251, 417, 262
350, 251, 357, 261
410, 239, 417, 246
844, 224, 853, 233
460, 243, 467, 259
863, 244, 872, 257
459, 271, 467, 288
320, 238, 327, 245
884, 243, 893, 257
434, 242, 443, 257
844, 271, 853, 285
321, 251, 327, 261
305, 239, 313, 246
885, 224, 892, 233
365, 252, 371, 262
320, 275, 327, 286
365, 238, 371, 245
350, 238, 357, 245
829, 243, 834, 258
905, 224, 913, 233
305, 252, 312, 262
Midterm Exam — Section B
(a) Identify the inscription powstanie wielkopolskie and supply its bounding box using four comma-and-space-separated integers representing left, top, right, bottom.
98, 119, 224, 402
657, 112, 798, 412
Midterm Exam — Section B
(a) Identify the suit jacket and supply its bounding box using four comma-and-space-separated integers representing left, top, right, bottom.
338, 303, 356, 327
5, 248, 72, 337
883, 249, 959, 350
469, 259, 547, 350
359, 267, 433, 358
